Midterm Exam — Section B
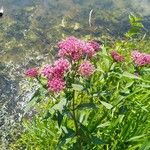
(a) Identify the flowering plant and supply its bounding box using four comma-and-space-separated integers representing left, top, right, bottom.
25, 37, 99, 93
21, 36, 150, 149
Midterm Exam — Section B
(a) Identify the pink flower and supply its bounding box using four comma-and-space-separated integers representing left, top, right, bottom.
88, 41, 100, 52
25, 68, 38, 78
131, 50, 150, 66
58, 36, 83, 60
52, 65, 66, 78
54, 58, 70, 72
58, 37, 100, 60
58, 48, 68, 58
82, 43, 96, 57
41, 65, 64, 79
48, 78, 65, 93
41, 65, 54, 79
111, 51, 124, 62
78, 60, 95, 77
41, 59, 70, 79
52, 58, 71, 78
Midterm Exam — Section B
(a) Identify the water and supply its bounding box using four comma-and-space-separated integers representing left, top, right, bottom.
0, 0, 150, 148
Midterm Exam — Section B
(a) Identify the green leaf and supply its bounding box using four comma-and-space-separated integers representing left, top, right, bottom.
49, 98, 67, 114
143, 68, 150, 72
96, 66, 105, 73
24, 88, 41, 112
38, 76, 47, 85
79, 112, 89, 124
29, 88, 40, 102
76, 103, 98, 110
43, 111, 51, 120
137, 84, 150, 88
126, 14, 143, 38
100, 46, 110, 70
57, 111, 63, 127
140, 140, 150, 150
122, 72, 141, 80
129, 14, 142, 24
90, 136, 106, 145
57, 126, 75, 148
97, 122, 110, 128
24, 96, 38, 113
100, 101, 113, 109
72, 84, 84, 91
125, 81, 134, 88
126, 134, 146, 142
134, 22, 144, 28
125, 27, 140, 38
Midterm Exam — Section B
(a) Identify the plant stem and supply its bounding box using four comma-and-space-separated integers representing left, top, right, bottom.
72, 90, 82, 150
36, 77, 58, 101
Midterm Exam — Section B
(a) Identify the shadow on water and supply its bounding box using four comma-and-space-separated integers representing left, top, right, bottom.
0, 0, 150, 148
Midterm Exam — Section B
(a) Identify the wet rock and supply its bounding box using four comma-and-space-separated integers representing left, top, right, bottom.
0, 75, 18, 109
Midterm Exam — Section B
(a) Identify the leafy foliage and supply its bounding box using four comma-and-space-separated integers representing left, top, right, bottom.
11, 15, 150, 150
125, 14, 144, 38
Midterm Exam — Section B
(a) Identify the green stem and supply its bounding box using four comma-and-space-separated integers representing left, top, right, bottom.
72, 90, 82, 150
36, 77, 58, 101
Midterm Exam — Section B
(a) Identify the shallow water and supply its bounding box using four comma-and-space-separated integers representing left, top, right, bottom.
0, 0, 150, 148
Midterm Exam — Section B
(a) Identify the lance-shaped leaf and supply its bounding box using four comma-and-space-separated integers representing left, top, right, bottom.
72, 84, 84, 91
100, 101, 113, 109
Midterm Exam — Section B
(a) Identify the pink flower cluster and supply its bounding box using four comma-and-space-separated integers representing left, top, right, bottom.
25, 68, 38, 78
48, 78, 65, 93
26, 37, 100, 93
58, 36, 100, 60
131, 50, 150, 66
24, 36, 150, 94
41, 58, 70, 92
41, 59, 70, 79
111, 51, 124, 62
78, 60, 95, 77
88, 41, 100, 52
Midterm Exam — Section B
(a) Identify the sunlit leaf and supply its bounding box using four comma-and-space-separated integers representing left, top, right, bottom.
126, 134, 146, 142
97, 122, 110, 128
122, 72, 141, 79
100, 101, 113, 109
72, 84, 84, 91
49, 98, 67, 114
